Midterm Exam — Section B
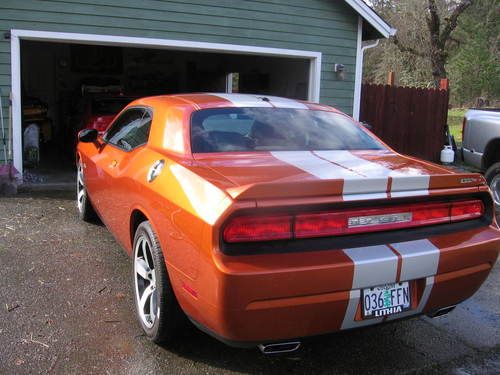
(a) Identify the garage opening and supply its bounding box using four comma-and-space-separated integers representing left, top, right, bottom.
19, 40, 311, 185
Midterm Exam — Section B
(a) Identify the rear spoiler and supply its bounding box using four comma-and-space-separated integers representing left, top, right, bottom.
225, 173, 486, 201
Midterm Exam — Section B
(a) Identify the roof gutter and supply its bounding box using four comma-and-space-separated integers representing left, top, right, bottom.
344, 0, 396, 39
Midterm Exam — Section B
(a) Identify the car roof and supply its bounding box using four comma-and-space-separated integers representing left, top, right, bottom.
129, 93, 337, 112
127, 93, 343, 156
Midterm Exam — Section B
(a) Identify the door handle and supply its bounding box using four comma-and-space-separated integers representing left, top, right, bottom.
109, 160, 118, 168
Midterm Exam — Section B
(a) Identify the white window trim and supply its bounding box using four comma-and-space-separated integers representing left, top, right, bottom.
10, 29, 322, 175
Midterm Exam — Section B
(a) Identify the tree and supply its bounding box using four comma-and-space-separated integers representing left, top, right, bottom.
392, 0, 473, 87
364, 0, 474, 87
364, 0, 498, 105
365, 0, 435, 87
447, 0, 499, 105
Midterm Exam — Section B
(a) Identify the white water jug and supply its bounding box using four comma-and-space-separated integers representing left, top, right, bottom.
440, 145, 454, 164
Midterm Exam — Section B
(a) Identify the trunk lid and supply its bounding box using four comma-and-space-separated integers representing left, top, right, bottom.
193, 150, 485, 201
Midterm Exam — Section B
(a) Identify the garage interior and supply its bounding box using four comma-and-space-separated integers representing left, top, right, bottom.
20, 40, 310, 185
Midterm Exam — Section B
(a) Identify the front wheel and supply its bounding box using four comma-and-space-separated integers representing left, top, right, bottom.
133, 221, 184, 344
485, 162, 500, 210
76, 160, 97, 222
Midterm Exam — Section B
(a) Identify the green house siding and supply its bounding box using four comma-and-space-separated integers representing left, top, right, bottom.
0, 0, 360, 164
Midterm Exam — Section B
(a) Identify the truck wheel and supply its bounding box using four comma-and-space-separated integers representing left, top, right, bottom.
132, 221, 184, 344
485, 162, 500, 209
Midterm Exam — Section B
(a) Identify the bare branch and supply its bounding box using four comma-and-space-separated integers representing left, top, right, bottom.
392, 36, 427, 57
440, 0, 473, 45
447, 36, 461, 48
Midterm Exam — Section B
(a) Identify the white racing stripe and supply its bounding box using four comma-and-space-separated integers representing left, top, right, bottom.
314, 150, 392, 178
341, 239, 440, 329
341, 245, 398, 329
265, 95, 309, 109
314, 150, 390, 198
272, 150, 431, 199
214, 93, 308, 109
390, 239, 440, 282
271, 151, 386, 199
315, 150, 431, 197
212, 93, 309, 109
390, 174, 430, 197
271, 151, 359, 180
211, 93, 272, 108
390, 189, 429, 198
343, 245, 399, 289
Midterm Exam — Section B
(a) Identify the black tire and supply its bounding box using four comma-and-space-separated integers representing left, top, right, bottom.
132, 221, 184, 344
76, 160, 97, 222
485, 162, 500, 209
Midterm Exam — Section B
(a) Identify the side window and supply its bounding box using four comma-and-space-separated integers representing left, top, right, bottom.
104, 108, 152, 151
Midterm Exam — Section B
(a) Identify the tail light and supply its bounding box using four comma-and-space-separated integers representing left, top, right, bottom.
450, 200, 484, 221
223, 199, 484, 243
223, 215, 292, 243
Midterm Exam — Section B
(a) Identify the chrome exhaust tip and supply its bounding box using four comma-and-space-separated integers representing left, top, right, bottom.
427, 305, 456, 318
258, 341, 301, 354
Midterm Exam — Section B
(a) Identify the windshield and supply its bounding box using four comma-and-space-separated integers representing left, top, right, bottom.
190, 107, 384, 153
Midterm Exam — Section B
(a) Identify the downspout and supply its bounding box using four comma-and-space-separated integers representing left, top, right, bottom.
361, 40, 380, 59
353, 32, 380, 121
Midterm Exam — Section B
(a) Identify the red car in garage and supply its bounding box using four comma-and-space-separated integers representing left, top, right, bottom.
81, 95, 136, 134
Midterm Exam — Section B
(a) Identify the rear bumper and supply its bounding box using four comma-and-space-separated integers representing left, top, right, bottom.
175, 225, 500, 344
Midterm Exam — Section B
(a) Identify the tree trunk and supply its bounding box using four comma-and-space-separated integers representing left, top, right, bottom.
430, 49, 447, 88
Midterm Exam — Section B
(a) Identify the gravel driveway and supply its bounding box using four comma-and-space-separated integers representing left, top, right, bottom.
0, 191, 499, 375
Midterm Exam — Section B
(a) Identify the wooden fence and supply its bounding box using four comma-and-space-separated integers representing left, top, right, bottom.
360, 83, 449, 162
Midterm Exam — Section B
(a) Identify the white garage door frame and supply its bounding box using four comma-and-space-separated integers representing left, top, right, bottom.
10, 29, 322, 175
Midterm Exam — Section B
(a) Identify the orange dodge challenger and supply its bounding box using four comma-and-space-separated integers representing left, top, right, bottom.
76, 93, 499, 353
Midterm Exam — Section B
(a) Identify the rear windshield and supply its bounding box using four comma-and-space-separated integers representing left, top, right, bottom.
190, 107, 384, 152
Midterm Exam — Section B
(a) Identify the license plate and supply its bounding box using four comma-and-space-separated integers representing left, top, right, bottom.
362, 282, 411, 318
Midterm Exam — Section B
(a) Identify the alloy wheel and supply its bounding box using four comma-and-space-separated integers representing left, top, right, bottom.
134, 236, 159, 328
77, 163, 85, 212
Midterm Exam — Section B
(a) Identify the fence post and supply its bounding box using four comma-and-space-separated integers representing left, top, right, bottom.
439, 78, 449, 91
387, 71, 395, 86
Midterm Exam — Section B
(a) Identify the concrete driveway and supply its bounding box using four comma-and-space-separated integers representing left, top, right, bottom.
0, 192, 499, 375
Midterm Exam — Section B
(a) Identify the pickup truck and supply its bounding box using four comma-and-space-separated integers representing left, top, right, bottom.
462, 108, 500, 207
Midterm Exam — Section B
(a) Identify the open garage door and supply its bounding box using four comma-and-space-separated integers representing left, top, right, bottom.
11, 30, 320, 185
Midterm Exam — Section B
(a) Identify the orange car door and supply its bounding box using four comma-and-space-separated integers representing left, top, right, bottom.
97, 108, 152, 245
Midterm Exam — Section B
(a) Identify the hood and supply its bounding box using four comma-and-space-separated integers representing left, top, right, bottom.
192, 150, 485, 201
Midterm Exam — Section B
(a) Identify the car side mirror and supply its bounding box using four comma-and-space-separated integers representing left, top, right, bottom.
78, 129, 98, 143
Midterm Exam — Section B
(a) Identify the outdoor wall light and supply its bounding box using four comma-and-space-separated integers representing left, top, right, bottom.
335, 64, 346, 81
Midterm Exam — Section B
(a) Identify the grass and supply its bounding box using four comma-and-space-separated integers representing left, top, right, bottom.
448, 108, 466, 144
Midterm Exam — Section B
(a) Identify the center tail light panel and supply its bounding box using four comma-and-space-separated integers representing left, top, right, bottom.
222, 199, 485, 243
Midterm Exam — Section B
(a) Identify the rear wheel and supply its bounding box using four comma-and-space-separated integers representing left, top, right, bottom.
133, 221, 184, 344
76, 160, 97, 222
485, 162, 500, 209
